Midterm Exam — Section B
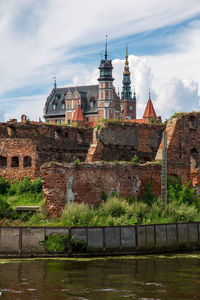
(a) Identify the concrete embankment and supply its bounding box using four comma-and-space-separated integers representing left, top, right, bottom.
0, 222, 199, 257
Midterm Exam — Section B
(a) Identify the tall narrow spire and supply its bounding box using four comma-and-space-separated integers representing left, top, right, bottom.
126, 44, 128, 62
149, 88, 151, 100
105, 35, 108, 60
54, 76, 56, 89
121, 45, 132, 100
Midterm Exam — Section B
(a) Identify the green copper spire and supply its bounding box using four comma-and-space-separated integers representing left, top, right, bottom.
121, 45, 132, 100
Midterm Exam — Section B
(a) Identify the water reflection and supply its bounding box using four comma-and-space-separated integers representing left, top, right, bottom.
0, 254, 200, 299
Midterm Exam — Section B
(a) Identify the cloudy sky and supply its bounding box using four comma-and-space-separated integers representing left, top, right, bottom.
0, 0, 200, 121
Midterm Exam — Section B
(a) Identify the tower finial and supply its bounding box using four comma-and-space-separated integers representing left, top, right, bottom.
54, 76, 56, 89
126, 44, 128, 61
149, 88, 151, 100
105, 35, 108, 60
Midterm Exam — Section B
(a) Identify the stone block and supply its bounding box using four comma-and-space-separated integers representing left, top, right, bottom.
121, 227, 136, 249
105, 227, 120, 249
146, 226, 155, 249
22, 228, 45, 254
88, 228, 103, 249
0, 228, 20, 253
178, 223, 188, 246
188, 223, 198, 245
167, 224, 177, 248
71, 228, 87, 242
137, 226, 146, 249
155, 225, 167, 249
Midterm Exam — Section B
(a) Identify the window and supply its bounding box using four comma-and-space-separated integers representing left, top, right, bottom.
52, 102, 57, 110
90, 102, 94, 108
23, 156, 32, 168
11, 156, 19, 168
68, 119, 70, 125
60, 119, 63, 125
75, 104, 78, 109
55, 120, 58, 125
68, 104, 71, 110
0, 156, 7, 167
61, 101, 65, 110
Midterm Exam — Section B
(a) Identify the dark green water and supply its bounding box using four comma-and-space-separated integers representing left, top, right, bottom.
0, 254, 200, 299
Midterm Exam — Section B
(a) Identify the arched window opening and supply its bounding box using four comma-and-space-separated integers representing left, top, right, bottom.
190, 148, 198, 171
188, 116, 196, 129
0, 156, 7, 167
23, 156, 32, 168
11, 156, 19, 168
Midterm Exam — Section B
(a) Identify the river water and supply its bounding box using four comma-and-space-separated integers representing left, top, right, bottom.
0, 253, 200, 299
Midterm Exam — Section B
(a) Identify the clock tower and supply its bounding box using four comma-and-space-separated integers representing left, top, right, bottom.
120, 45, 136, 120
98, 36, 114, 119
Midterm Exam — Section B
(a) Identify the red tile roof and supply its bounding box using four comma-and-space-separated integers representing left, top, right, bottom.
72, 105, 85, 122
143, 100, 157, 119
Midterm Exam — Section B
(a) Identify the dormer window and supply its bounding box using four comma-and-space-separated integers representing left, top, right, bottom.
89, 97, 95, 109
52, 101, 57, 110
61, 101, 65, 110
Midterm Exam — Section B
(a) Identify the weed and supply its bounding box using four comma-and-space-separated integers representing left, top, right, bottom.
131, 155, 139, 165
74, 158, 80, 165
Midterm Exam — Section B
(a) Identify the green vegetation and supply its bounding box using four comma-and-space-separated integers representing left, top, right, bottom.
74, 158, 80, 165
0, 175, 199, 227
0, 176, 43, 224
131, 155, 139, 166
45, 234, 87, 253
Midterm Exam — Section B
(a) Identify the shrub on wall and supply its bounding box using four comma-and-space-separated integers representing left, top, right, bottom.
45, 234, 87, 253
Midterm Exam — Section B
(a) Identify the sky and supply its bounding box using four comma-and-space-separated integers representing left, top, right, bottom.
0, 0, 200, 122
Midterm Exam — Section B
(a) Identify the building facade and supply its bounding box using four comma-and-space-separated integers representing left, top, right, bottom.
43, 42, 159, 126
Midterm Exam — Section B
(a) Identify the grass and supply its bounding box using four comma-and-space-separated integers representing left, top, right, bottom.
0, 176, 199, 227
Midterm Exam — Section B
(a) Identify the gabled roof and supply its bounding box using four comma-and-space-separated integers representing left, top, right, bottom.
72, 105, 86, 122
143, 99, 157, 119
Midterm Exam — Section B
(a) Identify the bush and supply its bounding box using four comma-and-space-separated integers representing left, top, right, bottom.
0, 176, 10, 194
139, 181, 156, 206
46, 234, 68, 253
61, 203, 94, 226
167, 175, 182, 201
126, 201, 149, 222
0, 197, 13, 218
100, 196, 129, 218
45, 234, 87, 253
178, 182, 199, 206
71, 235, 87, 251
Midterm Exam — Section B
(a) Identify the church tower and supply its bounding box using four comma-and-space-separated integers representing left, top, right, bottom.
98, 36, 114, 119
120, 46, 136, 119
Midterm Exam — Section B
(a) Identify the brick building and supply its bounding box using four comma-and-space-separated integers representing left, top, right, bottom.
43, 42, 159, 126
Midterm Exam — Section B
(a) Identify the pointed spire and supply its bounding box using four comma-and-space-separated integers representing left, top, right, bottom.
126, 44, 128, 62
54, 76, 57, 89
105, 35, 108, 60
123, 44, 130, 74
149, 88, 151, 100
133, 86, 136, 99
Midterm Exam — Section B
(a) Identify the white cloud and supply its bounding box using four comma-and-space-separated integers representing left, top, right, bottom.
0, 1, 200, 121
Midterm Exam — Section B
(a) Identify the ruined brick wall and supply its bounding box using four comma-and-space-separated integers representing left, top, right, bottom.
0, 139, 39, 180
156, 113, 200, 186
88, 122, 165, 163
41, 162, 161, 217
0, 122, 92, 180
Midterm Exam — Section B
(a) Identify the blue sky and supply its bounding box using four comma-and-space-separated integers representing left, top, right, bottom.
0, 0, 200, 121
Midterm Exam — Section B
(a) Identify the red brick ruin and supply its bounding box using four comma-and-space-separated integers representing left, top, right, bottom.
0, 112, 200, 216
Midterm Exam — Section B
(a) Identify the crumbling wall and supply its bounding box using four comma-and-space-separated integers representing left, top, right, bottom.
156, 112, 200, 186
86, 122, 165, 163
41, 162, 161, 217
0, 122, 93, 180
